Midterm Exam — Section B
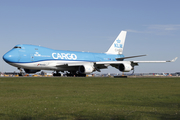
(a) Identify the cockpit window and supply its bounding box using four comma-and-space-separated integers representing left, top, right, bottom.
14, 46, 22, 49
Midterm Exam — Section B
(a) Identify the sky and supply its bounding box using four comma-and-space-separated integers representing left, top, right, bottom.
0, 0, 180, 74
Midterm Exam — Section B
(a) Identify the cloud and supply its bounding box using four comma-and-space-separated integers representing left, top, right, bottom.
126, 29, 144, 33
126, 24, 180, 35
146, 24, 180, 31
125, 29, 151, 33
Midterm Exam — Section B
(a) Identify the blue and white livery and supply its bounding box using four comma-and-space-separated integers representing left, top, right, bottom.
3, 31, 177, 76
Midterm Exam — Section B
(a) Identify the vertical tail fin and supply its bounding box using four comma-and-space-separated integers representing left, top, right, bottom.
106, 31, 127, 54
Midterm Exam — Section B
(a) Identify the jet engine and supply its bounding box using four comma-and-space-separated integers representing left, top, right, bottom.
118, 63, 133, 72
24, 69, 41, 73
78, 65, 94, 74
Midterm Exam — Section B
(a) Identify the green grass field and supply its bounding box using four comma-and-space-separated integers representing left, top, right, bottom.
0, 77, 180, 120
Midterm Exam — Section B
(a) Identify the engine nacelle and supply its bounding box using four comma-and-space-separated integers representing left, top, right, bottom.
78, 65, 94, 74
118, 63, 133, 72
24, 69, 40, 73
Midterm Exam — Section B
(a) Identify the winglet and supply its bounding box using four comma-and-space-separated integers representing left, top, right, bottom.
168, 57, 178, 62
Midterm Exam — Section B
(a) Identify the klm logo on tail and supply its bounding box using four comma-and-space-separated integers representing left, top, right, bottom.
114, 39, 122, 48
106, 31, 127, 54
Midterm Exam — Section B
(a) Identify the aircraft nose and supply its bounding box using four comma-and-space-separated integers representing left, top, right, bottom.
3, 50, 19, 63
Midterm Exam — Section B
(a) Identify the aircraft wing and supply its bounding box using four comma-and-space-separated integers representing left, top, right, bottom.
54, 57, 177, 67
96, 57, 178, 65
95, 57, 177, 72
132, 57, 178, 63
53, 57, 177, 72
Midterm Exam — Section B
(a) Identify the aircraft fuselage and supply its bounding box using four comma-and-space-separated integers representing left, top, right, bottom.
3, 44, 124, 71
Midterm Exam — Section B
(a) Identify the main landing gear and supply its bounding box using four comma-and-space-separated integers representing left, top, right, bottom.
53, 71, 86, 77
66, 72, 86, 77
53, 71, 61, 76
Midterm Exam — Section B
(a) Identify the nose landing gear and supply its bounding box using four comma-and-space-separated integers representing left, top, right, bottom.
18, 68, 24, 76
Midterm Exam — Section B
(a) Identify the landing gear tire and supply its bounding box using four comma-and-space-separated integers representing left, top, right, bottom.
53, 73, 61, 76
66, 72, 86, 77
18, 73, 24, 76
53, 71, 61, 76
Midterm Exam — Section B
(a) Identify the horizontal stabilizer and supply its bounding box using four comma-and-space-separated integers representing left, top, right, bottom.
116, 54, 147, 60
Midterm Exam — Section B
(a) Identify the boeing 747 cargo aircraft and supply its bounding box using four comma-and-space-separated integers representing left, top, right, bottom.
3, 31, 177, 76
